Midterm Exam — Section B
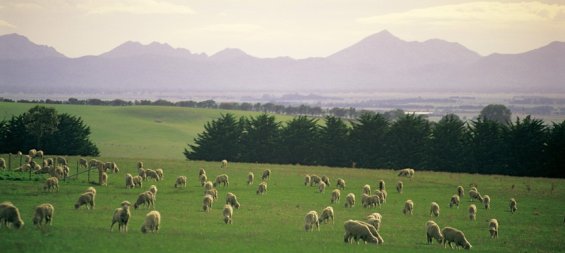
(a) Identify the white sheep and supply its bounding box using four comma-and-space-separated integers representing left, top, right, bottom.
175, 176, 187, 188
134, 191, 155, 209
397, 168, 414, 178
367, 213, 382, 231
56, 156, 67, 166
318, 181, 326, 193
33, 203, 54, 227
396, 181, 403, 193
24, 155, 32, 163
356, 220, 384, 244
200, 174, 208, 186
44, 177, 59, 192
75, 192, 95, 209
257, 182, 268, 195
304, 210, 320, 231
375, 190, 387, 204
125, 173, 134, 189
262, 169, 271, 181
318, 206, 334, 224
198, 168, 206, 176
214, 174, 229, 187
345, 193, 355, 208
104, 162, 119, 173
403, 200, 414, 215
510, 198, 517, 213
35, 150, 44, 159
469, 189, 482, 202
321, 175, 330, 186
223, 204, 233, 224
155, 168, 164, 179
482, 195, 491, 210
29, 149, 37, 158
469, 204, 477, 221
49, 166, 65, 179
310, 175, 321, 186
203, 181, 214, 191
488, 218, 499, 238
442, 226, 472, 249
221, 159, 228, 168
141, 210, 161, 233
205, 188, 218, 200
0, 158, 6, 170
426, 220, 444, 244
226, 192, 241, 209
430, 202, 440, 217
85, 186, 97, 196
100, 171, 108, 186
0, 202, 24, 229
111, 201, 131, 232
304, 175, 311, 186
132, 175, 143, 188
149, 185, 158, 199
203, 194, 214, 212
331, 189, 341, 204
336, 178, 346, 190
79, 158, 88, 169
378, 180, 385, 191
450, 195, 460, 208
362, 184, 371, 195
457, 185, 465, 198
247, 172, 254, 185
145, 169, 160, 181
343, 220, 381, 244
137, 161, 144, 169
362, 194, 381, 208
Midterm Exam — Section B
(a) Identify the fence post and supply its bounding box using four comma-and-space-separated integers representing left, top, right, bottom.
8, 153, 11, 170
76, 160, 79, 180
87, 167, 90, 183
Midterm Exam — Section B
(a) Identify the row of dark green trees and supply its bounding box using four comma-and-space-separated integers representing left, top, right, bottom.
0, 106, 99, 156
184, 111, 564, 178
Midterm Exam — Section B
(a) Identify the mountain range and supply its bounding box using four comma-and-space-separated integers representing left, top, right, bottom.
0, 31, 563, 93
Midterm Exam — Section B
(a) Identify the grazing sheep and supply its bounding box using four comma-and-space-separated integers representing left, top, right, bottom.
111, 201, 131, 232
223, 204, 233, 224
44, 177, 59, 192
35, 150, 44, 159
88, 159, 101, 169
33, 203, 54, 227
469, 204, 477, 221
134, 191, 155, 209
398, 168, 415, 178
132, 175, 143, 188
137, 161, 144, 169
457, 186, 465, 198
0, 202, 24, 229
430, 202, 440, 217
200, 174, 208, 186
442, 226, 472, 249
175, 176, 187, 188
85, 186, 97, 196
29, 149, 37, 157
100, 172, 108, 186
355, 220, 384, 244
362, 194, 381, 208
257, 182, 268, 195
213, 174, 229, 187
125, 173, 135, 189
318, 206, 334, 224
396, 181, 403, 193
262, 169, 271, 181
141, 210, 161, 233
145, 169, 160, 181
343, 220, 381, 244
482, 195, 491, 210
304, 210, 320, 231
205, 188, 218, 200
403, 200, 414, 215
138, 168, 147, 181
426, 220, 444, 244
225, 192, 240, 209
79, 158, 88, 169
0, 158, 6, 170
247, 172, 254, 185
375, 190, 387, 204
104, 162, 119, 173
321, 175, 330, 186
469, 189, 483, 202
378, 180, 385, 191
198, 168, 206, 176
367, 213, 382, 231
336, 178, 346, 190
149, 185, 158, 200
155, 168, 163, 179
362, 184, 371, 195
488, 218, 499, 238
345, 193, 356, 208
304, 175, 311, 186
318, 181, 326, 193
310, 175, 321, 186
75, 192, 95, 209
221, 159, 228, 168
450, 195, 461, 208
203, 181, 214, 191
331, 189, 341, 204
510, 198, 517, 213
203, 194, 214, 212
56, 156, 67, 166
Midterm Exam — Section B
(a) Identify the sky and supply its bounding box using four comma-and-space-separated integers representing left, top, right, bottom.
0, 0, 564, 58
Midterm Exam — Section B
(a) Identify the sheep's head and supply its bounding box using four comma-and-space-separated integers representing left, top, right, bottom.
141, 225, 147, 233
14, 219, 24, 229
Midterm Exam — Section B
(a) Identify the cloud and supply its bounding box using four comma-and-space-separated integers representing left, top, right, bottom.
197, 24, 262, 33
80, 0, 195, 15
0, 20, 15, 28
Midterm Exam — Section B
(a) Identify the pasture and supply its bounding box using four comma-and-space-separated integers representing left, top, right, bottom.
1, 155, 564, 253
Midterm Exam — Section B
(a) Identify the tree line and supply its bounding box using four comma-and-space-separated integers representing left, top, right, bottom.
184, 106, 564, 178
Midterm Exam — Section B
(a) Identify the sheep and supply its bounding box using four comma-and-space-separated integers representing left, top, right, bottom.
321, 175, 330, 186
396, 181, 403, 193
488, 218, 499, 238
100, 171, 108, 186
175, 176, 187, 188
403, 200, 414, 215
50, 166, 65, 179
0, 202, 24, 229
457, 185, 465, 198
221, 159, 228, 168
62, 165, 69, 178
56, 156, 67, 166
141, 210, 161, 233
378, 180, 385, 191
304, 210, 320, 231
213, 174, 229, 187
442, 226, 472, 249
0, 158, 6, 170
44, 177, 59, 192
450, 195, 460, 208
33, 203, 54, 227
430, 202, 440, 217
75, 192, 95, 209
137, 161, 144, 169
149, 185, 158, 199
200, 174, 208, 186
203, 194, 214, 212
336, 178, 346, 189
134, 191, 155, 209
310, 175, 321, 186
375, 190, 387, 204
85, 186, 97, 196
469, 204, 477, 221
318, 181, 326, 193
510, 198, 517, 213
318, 206, 334, 224
426, 220, 444, 244
104, 162, 119, 173
198, 168, 206, 177
155, 168, 164, 179
482, 194, 492, 210
262, 169, 271, 181
362, 194, 381, 208
132, 175, 143, 188
362, 184, 371, 195
125, 173, 135, 189
138, 168, 147, 181
247, 172, 254, 185
15, 163, 31, 172
205, 188, 218, 200
367, 213, 382, 231
88, 159, 102, 169
257, 182, 268, 195
343, 220, 382, 244
304, 175, 311, 186
203, 181, 214, 191
356, 220, 384, 244
469, 189, 483, 202
345, 193, 355, 208
331, 189, 341, 204
111, 201, 131, 232
223, 204, 233, 224
398, 168, 414, 178
145, 169, 160, 181
36, 150, 44, 159
29, 149, 37, 157
79, 158, 88, 169
226, 192, 240, 209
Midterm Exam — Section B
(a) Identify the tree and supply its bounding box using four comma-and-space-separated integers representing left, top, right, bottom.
24, 105, 59, 148
430, 114, 468, 172
278, 116, 319, 165
504, 116, 547, 176
349, 112, 389, 168
479, 104, 511, 125
386, 114, 431, 169
240, 114, 281, 163
44, 114, 100, 156
184, 113, 243, 161
319, 116, 351, 167
545, 120, 565, 178
466, 118, 508, 174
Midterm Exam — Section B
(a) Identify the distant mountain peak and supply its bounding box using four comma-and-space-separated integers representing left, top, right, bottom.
0, 33, 66, 59
211, 48, 254, 61
100, 40, 195, 58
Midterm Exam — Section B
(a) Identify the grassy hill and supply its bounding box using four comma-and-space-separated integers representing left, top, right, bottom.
0, 102, 293, 160
0, 155, 564, 253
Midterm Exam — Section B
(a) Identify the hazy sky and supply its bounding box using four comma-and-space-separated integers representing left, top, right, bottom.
1, 0, 564, 58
